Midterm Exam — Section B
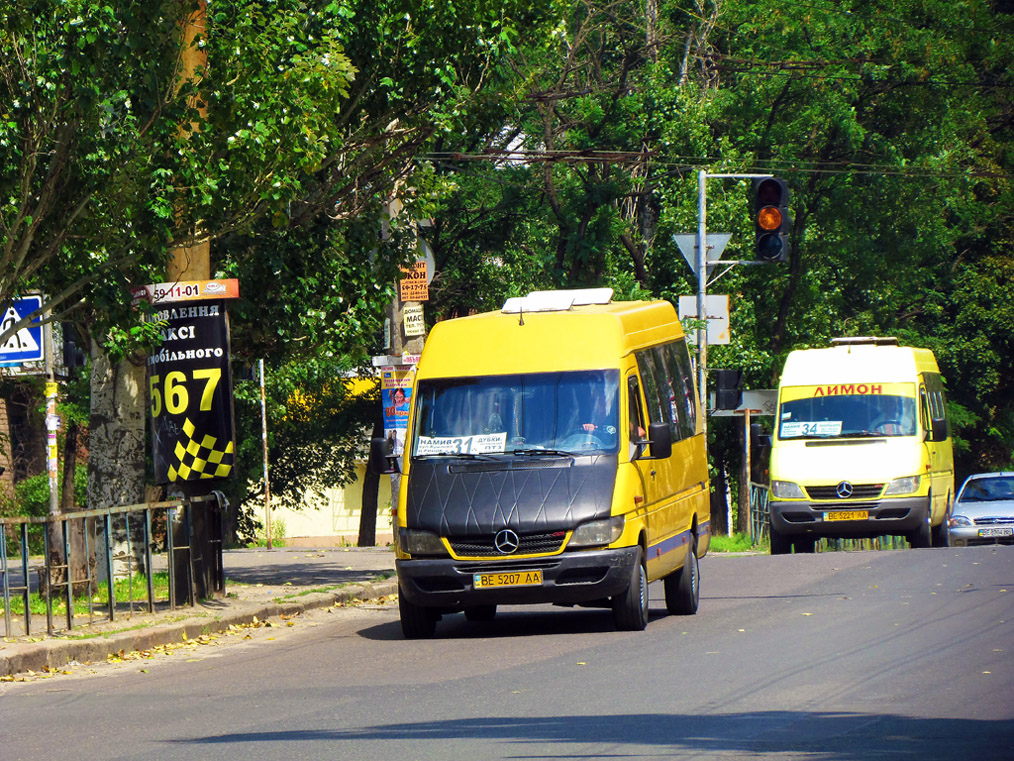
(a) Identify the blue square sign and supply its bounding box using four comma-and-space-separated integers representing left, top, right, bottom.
0, 296, 44, 364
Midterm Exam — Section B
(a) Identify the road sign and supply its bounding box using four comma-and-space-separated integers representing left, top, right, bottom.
678, 295, 730, 345
0, 296, 44, 364
674, 233, 732, 276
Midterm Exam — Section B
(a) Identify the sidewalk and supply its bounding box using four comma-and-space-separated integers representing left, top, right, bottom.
0, 546, 397, 678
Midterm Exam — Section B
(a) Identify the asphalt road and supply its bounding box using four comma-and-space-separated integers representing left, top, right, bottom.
2, 546, 1012, 761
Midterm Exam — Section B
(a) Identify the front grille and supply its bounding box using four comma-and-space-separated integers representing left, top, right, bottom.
806, 484, 884, 500
813, 502, 879, 511
974, 516, 1014, 526
449, 531, 566, 557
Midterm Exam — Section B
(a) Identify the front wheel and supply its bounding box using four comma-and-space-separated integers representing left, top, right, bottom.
612, 547, 649, 631
769, 523, 792, 555
664, 536, 700, 615
399, 585, 437, 639
908, 508, 933, 549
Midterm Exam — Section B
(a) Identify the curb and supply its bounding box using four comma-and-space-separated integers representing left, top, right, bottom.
1, 578, 398, 678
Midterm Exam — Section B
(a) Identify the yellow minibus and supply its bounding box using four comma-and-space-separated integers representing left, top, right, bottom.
371, 289, 711, 637
767, 337, 953, 553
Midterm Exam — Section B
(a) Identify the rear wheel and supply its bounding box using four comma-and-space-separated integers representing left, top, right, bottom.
399, 585, 437, 639
464, 605, 497, 622
664, 536, 700, 615
769, 523, 792, 555
612, 547, 649, 631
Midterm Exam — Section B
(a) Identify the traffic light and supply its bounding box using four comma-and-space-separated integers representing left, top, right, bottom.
752, 177, 791, 263
62, 322, 86, 369
714, 369, 743, 411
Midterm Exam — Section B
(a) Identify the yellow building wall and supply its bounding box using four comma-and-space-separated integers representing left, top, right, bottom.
273, 463, 394, 547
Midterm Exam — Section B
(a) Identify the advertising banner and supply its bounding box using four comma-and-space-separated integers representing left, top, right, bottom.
381, 367, 413, 456
398, 260, 429, 302
136, 280, 239, 484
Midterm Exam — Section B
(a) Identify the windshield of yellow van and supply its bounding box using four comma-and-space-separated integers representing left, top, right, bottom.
412, 370, 620, 456
778, 392, 918, 439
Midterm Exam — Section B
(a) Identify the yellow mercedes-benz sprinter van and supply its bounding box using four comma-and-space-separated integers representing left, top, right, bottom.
371, 288, 710, 637
767, 337, 953, 553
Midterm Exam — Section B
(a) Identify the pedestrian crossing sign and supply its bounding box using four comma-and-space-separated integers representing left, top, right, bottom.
0, 296, 44, 364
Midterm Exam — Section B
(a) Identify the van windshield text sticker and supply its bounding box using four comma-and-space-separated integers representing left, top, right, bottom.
781, 421, 843, 438
416, 432, 507, 455
813, 384, 883, 396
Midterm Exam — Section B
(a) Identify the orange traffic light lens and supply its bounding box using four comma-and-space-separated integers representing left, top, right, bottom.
757, 206, 782, 231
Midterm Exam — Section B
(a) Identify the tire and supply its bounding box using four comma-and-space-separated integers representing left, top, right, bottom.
464, 605, 497, 622
931, 494, 951, 547
908, 510, 932, 549
399, 584, 437, 639
612, 547, 649, 631
769, 523, 792, 555
793, 537, 816, 554
664, 535, 700, 615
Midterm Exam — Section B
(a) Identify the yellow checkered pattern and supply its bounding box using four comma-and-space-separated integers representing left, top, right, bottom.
168, 418, 235, 481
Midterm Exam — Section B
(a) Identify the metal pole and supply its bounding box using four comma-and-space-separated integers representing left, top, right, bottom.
259, 359, 272, 549
696, 169, 709, 438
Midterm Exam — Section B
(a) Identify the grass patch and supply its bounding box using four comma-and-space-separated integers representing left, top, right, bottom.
709, 532, 763, 553
3, 572, 172, 617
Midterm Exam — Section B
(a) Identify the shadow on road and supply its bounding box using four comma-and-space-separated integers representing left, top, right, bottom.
169, 710, 1014, 759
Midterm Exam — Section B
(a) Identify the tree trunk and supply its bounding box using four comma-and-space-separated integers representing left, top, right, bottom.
87, 345, 147, 583
358, 413, 384, 547
59, 419, 94, 595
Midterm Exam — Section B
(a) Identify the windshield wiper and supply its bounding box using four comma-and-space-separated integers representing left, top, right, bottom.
511, 448, 573, 457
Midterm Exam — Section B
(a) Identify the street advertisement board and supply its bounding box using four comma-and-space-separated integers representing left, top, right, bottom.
135, 280, 239, 484
381, 367, 413, 456
399, 260, 429, 301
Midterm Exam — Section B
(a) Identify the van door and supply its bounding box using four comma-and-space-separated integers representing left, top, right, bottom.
634, 346, 691, 580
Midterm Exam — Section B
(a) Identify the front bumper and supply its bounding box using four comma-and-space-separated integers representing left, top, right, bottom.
947, 525, 1014, 547
769, 495, 930, 538
396, 546, 641, 610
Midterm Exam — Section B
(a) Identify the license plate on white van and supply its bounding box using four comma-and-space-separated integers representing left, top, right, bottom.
978, 527, 1013, 538
825, 510, 869, 522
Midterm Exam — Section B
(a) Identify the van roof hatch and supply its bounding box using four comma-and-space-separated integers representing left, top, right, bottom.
829, 336, 899, 347
502, 288, 614, 314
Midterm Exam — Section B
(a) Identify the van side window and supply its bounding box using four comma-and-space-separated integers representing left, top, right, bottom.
669, 340, 698, 437
636, 342, 697, 443
636, 348, 678, 441
627, 376, 646, 459
922, 372, 950, 440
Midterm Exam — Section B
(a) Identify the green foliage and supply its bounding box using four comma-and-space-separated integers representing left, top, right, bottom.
8, 465, 88, 518
709, 532, 758, 553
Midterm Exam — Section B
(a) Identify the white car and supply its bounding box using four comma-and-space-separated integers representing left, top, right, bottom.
947, 472, 1014, 547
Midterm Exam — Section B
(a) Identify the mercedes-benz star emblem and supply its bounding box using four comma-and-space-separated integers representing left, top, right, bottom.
494, 529, 520, 554
836, 481, 854, 499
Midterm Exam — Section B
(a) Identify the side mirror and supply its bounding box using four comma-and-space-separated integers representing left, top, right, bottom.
756, 433, 773, 448
646, 422, 672, 460
368, 437, 399, 475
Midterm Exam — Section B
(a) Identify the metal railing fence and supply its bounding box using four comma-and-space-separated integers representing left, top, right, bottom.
0, 493, 226, 637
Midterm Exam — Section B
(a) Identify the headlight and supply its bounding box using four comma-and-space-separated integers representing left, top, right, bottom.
569, 516, 625, 548
771, 480, 805, 499
399, 528, 447, 556
883, 476, 921, 496
948, 514, 973, 528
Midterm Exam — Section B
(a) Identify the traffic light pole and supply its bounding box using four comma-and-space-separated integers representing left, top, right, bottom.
695, 170, 773, 438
